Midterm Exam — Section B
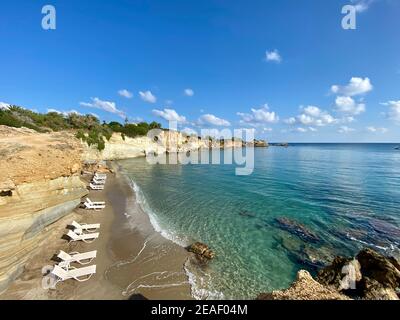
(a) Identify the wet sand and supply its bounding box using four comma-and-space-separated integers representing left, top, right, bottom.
0, 163, 192, 300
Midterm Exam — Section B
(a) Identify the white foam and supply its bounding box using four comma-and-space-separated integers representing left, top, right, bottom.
126, 178, 189, 247
184, 260, 225, 300
125, 176, 225, 300
347, 233, 399, 253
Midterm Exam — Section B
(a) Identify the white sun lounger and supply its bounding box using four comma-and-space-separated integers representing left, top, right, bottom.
83, 202, 105, 210
57, 250, 97, 268
51, 264, 96, 284
71, 221, 100, 233
94, 173, 107, 178
86, 198, 105, 205
89, 183, 104, 190
91, 177, 106, 185
67, 230, 99, 243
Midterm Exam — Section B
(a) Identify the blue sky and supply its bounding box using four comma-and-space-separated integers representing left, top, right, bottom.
0, 0, 399, 142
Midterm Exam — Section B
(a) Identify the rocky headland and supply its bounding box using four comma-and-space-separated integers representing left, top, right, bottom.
258, 248, 400, 300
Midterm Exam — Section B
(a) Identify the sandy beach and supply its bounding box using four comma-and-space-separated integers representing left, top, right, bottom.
0, 162, 192, 300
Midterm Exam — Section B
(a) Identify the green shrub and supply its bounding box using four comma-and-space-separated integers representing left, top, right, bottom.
1, 105, 162, 151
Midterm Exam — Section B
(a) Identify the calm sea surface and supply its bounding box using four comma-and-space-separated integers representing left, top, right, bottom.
118, 144, 400, 299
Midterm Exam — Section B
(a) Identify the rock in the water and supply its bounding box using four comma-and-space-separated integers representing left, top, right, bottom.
257, 270, 350, 300
188, 242, 215, 260
356, 248, 400, 289
275, 217, 320, 243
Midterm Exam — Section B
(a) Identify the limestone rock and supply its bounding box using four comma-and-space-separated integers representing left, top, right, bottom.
257, 270, 350, 300
356, 248, 400, 290
187, 242, 215, 260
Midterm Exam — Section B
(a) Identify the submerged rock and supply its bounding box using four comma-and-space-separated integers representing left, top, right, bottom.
239, 210, 256, 218
187, 242, 215, 260
275, 217, 320, 243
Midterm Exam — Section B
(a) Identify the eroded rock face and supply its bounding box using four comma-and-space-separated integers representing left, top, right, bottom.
0, 176, 88, 293
0, 127, 88, 293
357, 248, 400, 290
80, 131, 213, 162
187, 242, 215, 260
275, 217, 320, 243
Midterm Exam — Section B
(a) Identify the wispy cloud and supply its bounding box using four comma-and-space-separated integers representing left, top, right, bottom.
139, 90, 157, 103
198, 114, 231, 127
118, 89, 133, 99
265, 49, 282, 63
381, 100, 400, 123
350, 0, 376, 12
366, 126, 388, 133
80, 97, 126, 118
152, 108, 186, 123
338, 126, 356, 134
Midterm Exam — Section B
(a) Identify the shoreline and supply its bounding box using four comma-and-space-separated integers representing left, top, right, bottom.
105, 161, 192, 300
0, 161, 192, 300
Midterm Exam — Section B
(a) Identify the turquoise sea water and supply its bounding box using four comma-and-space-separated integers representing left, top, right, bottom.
118, 144, 400, 299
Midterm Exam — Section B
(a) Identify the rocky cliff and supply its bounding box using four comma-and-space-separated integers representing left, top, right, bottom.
0, 126, 88, 293
80, 130, 245, 162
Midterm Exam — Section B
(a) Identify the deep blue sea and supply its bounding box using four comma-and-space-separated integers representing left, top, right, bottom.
118, 144, 400, 299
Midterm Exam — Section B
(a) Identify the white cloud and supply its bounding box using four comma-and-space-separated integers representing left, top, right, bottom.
198, 114, 231, 127
335, 96, 366, 115
47, 108, 82, 116
381, 100, 400, 123
265, 49, 282, 63
308, 127, 318, 132
80, 97, 126, 118
293, 127, 307, 133
0, 102, 10, 110
139, 90, 157, 103
303, 106, 322, 117
237, 104, 279, 126
331, 77, 373, 96
284, 117, 296, 125
118, 89, 133, 99
341, 116, 356, 123
182, 127, 198, 136
184, 88, 194, 97
262, 127, 273, 132
338, 126, 356, 134
129, 116, 144, 124
350, 0, 375, 12
288, 106, 337, 127
366, 126, 388, 133
152, 108, 186, 123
